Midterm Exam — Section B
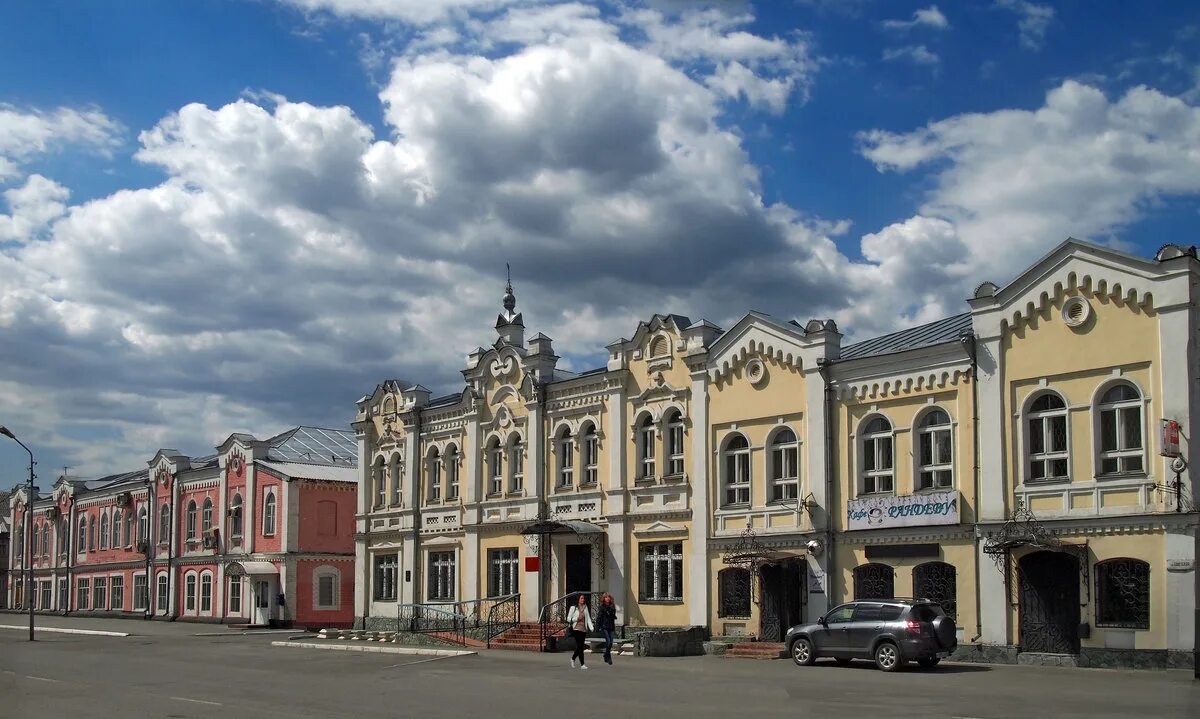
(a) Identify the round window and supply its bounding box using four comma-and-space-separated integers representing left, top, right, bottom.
1061, 296, 1091, 327
745, 358, 768, 386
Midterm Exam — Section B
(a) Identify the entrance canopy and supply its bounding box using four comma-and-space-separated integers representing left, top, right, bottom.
225, 561, 278, 577
521, 519, 604, 536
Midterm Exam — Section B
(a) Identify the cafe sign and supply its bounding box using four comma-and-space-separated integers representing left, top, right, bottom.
848, 491, 959, 531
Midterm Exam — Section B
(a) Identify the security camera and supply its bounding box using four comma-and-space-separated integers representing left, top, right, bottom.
806, 539, 824, 557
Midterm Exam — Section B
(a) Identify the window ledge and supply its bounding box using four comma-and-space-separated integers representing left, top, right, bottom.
637, 599, 684, 605
506, 489, 525, 498
1022, 477, 1070, 487
716, 503, 751, 513
913, 486, 955, 495
553, 485, 574, 494
662, 473, 687, 483
579, 481, 599, 489
634, 477, 657, 486
1095, 473, 1149, 482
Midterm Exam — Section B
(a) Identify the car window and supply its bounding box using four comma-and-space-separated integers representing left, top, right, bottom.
852, 603, 883, 621
878, 604, 904, 621
825, 604, 856, 624
909, 603, 943, 622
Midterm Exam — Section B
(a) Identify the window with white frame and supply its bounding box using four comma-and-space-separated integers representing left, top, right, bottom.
488, 548, 519, 597
556, 429, 574, 489
446, 445, 460, 501
917, 409, 954, 490
389, 455, 403, 506
1027, 392, 1069, 482
263, 491, 277, 536
314, 567, 340, 610
111, 509, 121, 548
123, 508, 133, 546
861, 417, 895, 495
186, 501, 197, 540
638, 414, 656, 480
722, 434, 751, 506
640, 542, 683, 601
508, 436, 524, 492
100, 513, 110, 549
111, 576, 124, 610
157, 574, 169, 612
582, 423, 599, 486
228, 577, 242, 614
200, 572, 213, 613
77, 578, 90, 610
428, 551, 456, 601
58, 520, 68, 557
488, 439, 504, 495
159, 504, 170, 543
374, 554, 398, 600
373, 457, 386, 508
202, 498, 213, 533
77, 517, 87, 554
230, 494, 243, 538
185, 574, 197, 612
137, 507, 148, 543
30, 524, 39, 558
133, 575, 148, 610
426, 449, 442, 502
770, 428, 799, 502
93, 577, 107, 610
1098, 383, 1144, 475
88, 515, 96, 552
666, 411, 685, 476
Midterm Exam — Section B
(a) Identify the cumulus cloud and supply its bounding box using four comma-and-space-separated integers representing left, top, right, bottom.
282, 0, 520, 25
0, 175, 69, 241
0, 105, 123, 179
995, 0, 1053, 50
882, 6, 949, 32
882, 44, 940, 67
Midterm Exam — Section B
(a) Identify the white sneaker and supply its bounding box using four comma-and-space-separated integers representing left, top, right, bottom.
580, 665, 588, 670
571, 658, 576, 668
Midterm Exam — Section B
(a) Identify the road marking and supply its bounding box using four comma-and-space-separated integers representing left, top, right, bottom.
381, 655, 464, 669
171, 697, 223, 706
25, 676, 59, 683
0, 624, 129, 637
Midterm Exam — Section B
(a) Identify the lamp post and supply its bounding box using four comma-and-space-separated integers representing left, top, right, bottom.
0, 425, 36, 642
144, 472, 152, 620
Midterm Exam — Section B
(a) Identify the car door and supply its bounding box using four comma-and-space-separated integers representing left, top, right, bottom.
813, 603, 856, 655
848, 603, 884, 657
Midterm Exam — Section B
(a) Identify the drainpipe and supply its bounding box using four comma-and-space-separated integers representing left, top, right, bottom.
412, 408, 423, 610
168, 477, 178, 621
960, 330, 984, 644
816, 359, 836, 605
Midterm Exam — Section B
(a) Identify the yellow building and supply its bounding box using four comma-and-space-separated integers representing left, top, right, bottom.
353, 240, 1197, 668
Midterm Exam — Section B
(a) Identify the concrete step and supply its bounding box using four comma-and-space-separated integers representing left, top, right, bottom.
726, 642, 785, 660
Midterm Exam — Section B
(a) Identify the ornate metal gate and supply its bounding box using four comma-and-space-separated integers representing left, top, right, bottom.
758, 562, 804, 642
760, 565, 782, 641
1018, 551, 1080, 654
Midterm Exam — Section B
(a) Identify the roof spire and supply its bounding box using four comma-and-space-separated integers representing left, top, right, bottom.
502, 262, 517, 319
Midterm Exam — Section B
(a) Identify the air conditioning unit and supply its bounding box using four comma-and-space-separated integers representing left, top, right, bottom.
116, 492, 132, 507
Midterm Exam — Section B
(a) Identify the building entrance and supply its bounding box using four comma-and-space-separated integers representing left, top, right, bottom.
759, 561, 805, 642
1018, 550, 1080, 654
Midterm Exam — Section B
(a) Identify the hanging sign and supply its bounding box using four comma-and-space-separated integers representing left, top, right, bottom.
848, 491, 959, 531
1161, 419, 1181, 458
524, 557, 540, 572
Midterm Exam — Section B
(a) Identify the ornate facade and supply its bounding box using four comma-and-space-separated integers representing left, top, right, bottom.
355, 239, 1197, 667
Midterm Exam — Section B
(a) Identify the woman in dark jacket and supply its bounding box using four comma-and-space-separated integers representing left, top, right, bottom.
597, 592, 618, 665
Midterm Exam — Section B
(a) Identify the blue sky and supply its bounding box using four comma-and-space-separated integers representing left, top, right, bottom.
1, 0, 1198, 482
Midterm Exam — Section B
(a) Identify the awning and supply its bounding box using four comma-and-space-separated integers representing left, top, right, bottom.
225, 561, 278, 577
521, 519, 605, 536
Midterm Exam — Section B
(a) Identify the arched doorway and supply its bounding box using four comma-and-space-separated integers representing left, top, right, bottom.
759, 561, 804, 642
1018, 551, 1080, 654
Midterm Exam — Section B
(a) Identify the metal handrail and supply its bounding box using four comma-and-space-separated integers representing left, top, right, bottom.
539, 591, 603, 652
485, 593, 521, 648
395, 602, 467, 645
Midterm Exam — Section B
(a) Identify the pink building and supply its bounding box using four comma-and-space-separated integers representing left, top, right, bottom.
5, 426, 358, 628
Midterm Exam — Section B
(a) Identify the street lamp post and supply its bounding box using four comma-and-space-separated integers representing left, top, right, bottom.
1, 425, 37, 642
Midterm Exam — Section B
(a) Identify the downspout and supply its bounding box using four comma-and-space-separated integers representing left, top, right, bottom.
537, 380, 548, 613
816, 359, 836, 605
961, 331, 984, 644
168, 477, 178, 621
412, 408, 424, 610
360, 435, 372, 630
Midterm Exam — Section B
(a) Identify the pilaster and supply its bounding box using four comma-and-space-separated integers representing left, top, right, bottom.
686, 367, 710, 627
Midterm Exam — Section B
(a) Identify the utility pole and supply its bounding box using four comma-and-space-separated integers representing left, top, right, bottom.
1, 426, 37, 641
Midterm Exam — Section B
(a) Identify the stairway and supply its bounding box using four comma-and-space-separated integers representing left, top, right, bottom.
488, 623, 554, 652
725, 642, 785, 660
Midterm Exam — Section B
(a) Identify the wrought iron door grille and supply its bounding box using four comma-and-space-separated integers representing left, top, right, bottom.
913, 561, 957, 620
717, 567, 752, 618
853, 563, 895, 600
1095, 559, 1150, 630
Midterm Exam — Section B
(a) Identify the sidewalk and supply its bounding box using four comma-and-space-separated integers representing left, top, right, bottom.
0, 611, 271, 638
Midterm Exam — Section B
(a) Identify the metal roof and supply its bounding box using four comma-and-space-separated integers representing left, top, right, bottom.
839, 313, 972, 361
266, 426, 356, 466
425, 393, 462, 409
257, 460, 358, 484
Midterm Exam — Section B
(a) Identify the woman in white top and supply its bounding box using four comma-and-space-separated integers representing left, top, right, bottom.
566, 594, 594, 670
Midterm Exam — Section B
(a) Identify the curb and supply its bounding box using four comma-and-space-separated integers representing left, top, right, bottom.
272, 641, 475, 657
0, 624, 129, 637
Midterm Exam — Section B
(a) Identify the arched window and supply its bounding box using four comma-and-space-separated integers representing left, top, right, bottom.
917, 409, 954, 490
853, 563, 895, 600
186, 501, 198, 540
425, 447, 442, 502
388, 454, 403, 506
100, 512, 110, 549
30, 523, 39, 557
372, 456, 386, 509
263, 491, 277, 536
123, 508, 133, 546
111, 509, 122, 548
138, 507, 149, 543
649, 335, 669, 358
88, 516, 96, 552
860, 417, 894, 495
446, 444, 460, 501
185, 573, 197, 613
665, 410, 685, 476
581, 423, 599, 486
42, 523, 50, 556
201, 498, 213, 532
507, 435, 524, 492
556, 428, 574, 489
1028, 392, 1069, 482
769, 428, 799, 502
722, 434, 751, 506
637, 414, 656, 481
913, 562, 957, 620
77, 517, 87, 554
200, 572, 213, 613
229, 494, 243, 538
1095, 558, 1150, 630
159, 504, 170, 543
717, 567, 751, 618
487, 437, 504, 495
1097, 383, 1144, 475
58, 519, 68, 557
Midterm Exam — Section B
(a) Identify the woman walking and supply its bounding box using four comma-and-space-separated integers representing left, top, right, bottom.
597, 593, 617, 665
566, 594, 594, 670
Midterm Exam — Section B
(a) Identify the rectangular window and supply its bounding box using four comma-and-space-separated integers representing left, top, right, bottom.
447, 457, 459, 501
668, 423, 684, 476
77, 578, 90, 611
724, 451, 751, 505
185, 575, 196, 612
229, 577, 242, 614
317, 575, 337, 609
639, 426, 656, 480
863, 435, 894, 494
200, 574, 213, 613
428, 551, 456, 601
917, 428, 954, 490
157, 574, 169, 612
640, 542, 683, 602
133, 575, 149, 611
373, 554, 398, 601
488, 548, 519, 597
489, 447, 504, 495
111, 576, 124, 610
40, 581, 52, 611
584, 434, 599, 486
771, 444, 799, 501
93, 577, 107, 610
557, 438, 573, 488
509, 443, 524, 492
390, 462, 403, 506
428, 459, 442, 502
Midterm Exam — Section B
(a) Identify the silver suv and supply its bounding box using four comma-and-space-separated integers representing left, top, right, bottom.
785, 599, 957, 672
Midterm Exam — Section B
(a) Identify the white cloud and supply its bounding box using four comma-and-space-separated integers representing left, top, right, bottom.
281, 0, 520, 25
882, 5, 949, 31
882, 45, 940, 66
0, 175, 69, 241
995, 0, 1053, 50
0, 105, 123, 180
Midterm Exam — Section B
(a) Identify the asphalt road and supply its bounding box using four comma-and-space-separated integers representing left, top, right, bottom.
1, 620, 1198, 719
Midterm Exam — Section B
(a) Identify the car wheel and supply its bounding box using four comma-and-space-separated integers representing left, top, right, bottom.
834, 657, 852, 666
790, 638, 815, 666
874, 642, 902, 672
917, 657, 940, 669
